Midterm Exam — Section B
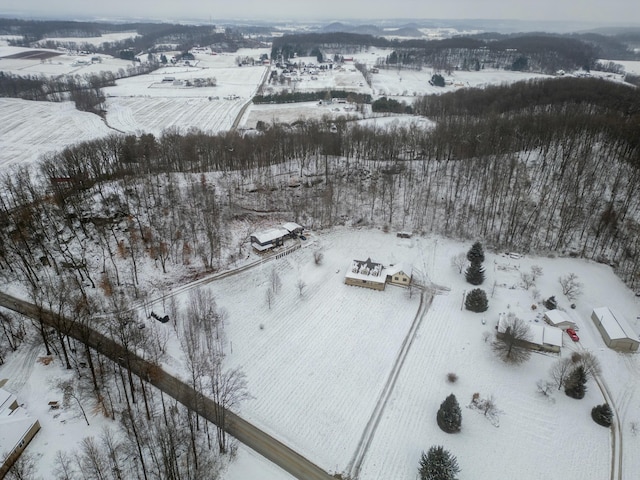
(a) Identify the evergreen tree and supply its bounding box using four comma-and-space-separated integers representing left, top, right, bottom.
467, 241, 485, 263
419, 445, 460, 480
565, 365, 587, 399
437, 394, 461, 433
544, 295, 558, 310
591, 403, 613, 427
465, 261, 485, 285
430, 74, 445, 87
465, 288, 488, 312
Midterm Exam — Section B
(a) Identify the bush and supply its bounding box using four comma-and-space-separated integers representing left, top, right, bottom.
465, 261, 485, 285
467, 241, 485, 263
565, 365, 587, 399
419, 445, 460, 480
543, 296, 558, 310
592, 403, 613, 427
437, 394, 461, 433
465, 288, 488, 312
447, 372, 458, 383
430, 74, 445, 87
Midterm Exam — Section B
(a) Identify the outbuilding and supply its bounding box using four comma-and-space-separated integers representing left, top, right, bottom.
591, 307, 639, 352
386, 264, 413, 287
543, 309, 577, 330
0, 388, 41, 477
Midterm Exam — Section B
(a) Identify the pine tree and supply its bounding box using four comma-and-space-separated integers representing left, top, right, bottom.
591, 403, 613, 427
544, 295, 558, 310
437, 394, 461, 433
465, 288, 488, 312
467, 241, 485, 263
465, 261, 485, 285
419, 445, 460, 480
565, 365, 587, 399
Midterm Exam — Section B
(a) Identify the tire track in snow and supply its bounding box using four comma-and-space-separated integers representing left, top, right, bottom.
346, 289, 433, 479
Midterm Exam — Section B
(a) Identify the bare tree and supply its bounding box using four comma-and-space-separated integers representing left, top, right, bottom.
450, 252, 467, 274
571, 350, 602, 380
531, 265, 543, 280
549, 357, 574, 390
270, 267, 282, 295
58, 378, 91, 426
296, 278, 307, 297
491, 315, 532, 364
313, 250, 324, 265
5, 451, 37, 480
520, 272, 535, 289
265, 287, 274, 309
559, 273, 583, 301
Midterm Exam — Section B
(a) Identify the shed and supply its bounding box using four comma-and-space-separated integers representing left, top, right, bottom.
386, 264, 413, 286
344, 258, 387, 291
543, 309, 576, 330
0, 388, 41, 477
281, 222, 304, 236
591, 307, 639, 352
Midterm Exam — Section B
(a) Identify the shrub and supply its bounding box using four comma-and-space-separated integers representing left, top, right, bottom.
465, 288, 488, 312
447, 373, 458, 383
565, 365, 587, 399
592, 403, 613, 427
543, 296, 558, 310
437, 394, 461, 433
465, 262, 485, 285
419, 445, 460, 480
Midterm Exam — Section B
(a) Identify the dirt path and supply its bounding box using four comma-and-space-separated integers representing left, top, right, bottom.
346, 289, 434, 479
0, 290, 333, 480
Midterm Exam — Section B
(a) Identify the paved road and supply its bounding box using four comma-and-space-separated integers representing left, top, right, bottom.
0, 291, 334, 480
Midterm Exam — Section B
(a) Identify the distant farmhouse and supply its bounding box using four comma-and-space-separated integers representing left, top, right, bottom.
591, 307, 639, 352
344, 258, 413, 291
0, 388, 41, 477
250, 222, 304, 252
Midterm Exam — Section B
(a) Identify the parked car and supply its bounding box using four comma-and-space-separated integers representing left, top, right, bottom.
566, 328, 580, 342
299, 235, 307, 241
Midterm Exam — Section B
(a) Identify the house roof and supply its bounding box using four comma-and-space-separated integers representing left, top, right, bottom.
344, 258, 387, 284
593, 307, 638, 342
251, 228, 289, 244
529, 324, 563, 347
0, 388, 39, 464
386, 263, 412, 277
281, 222, 303, 233
544, 309, 574, 326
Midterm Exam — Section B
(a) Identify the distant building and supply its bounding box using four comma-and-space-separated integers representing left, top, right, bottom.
344, 258, 413, 291
591, 307, 639, 352
386, 264, 413, 287
344, 258, 387, 291
497, 313, 563, 353
250, 222, 304, 252
0, 388, 41, 477
543, 309, 577, 330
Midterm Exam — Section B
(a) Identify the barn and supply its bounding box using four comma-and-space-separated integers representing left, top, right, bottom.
591, 307, 639, 352
543, 309, 577, 330
344, 258, 387, 291
0, 388, 41, 477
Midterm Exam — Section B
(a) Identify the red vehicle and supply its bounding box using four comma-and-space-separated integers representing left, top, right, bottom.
566, 328, 580, 342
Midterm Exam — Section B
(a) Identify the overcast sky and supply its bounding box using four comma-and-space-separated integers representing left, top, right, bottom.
3, 0, 639, 25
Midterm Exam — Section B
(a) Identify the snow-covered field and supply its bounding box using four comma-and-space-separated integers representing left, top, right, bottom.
4, 227, 640, 479
0, 98, 114, 168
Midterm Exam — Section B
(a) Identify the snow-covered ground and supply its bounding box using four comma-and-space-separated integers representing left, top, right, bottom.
4, 227, 640, 479
0, 97, 115, 168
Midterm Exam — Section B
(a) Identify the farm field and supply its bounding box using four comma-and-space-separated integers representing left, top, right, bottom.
0, 97, 114, 168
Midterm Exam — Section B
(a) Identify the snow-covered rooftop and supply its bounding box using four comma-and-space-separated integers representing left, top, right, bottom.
386, 263, 412, 277
0, 388, 39, 466
544, 309, 574, 326
592, 307, 637, 341
529, 323, 564, 347
251, 227, 289, 244
281, 222, 303, 233
344, 258, 387, 284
